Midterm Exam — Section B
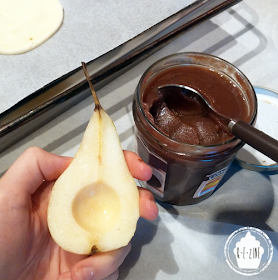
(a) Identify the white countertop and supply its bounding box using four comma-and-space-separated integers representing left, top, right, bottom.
1, 0, 278, 279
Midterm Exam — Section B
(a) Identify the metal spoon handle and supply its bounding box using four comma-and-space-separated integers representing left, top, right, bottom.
231, 120, 278, 163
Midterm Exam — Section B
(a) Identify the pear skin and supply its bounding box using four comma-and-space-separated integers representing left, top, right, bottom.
47, 63, 140, 254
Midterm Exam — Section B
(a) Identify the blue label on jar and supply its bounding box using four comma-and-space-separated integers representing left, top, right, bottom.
193, 166, 229, 198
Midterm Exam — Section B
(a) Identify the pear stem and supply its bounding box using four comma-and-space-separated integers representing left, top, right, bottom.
81, 62, 101, 108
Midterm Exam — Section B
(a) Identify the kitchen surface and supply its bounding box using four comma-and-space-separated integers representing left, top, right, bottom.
1, 0, 278, 279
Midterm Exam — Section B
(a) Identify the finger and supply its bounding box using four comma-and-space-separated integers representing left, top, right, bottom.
31, 180, 56, 214
58, 271, 71, 280
123, 151, 158, 220
138, 187, 159, 221
72, 243, 131, 280
123, 150, 152, 181
103, 269, 118, 280
1, 147, 72, 203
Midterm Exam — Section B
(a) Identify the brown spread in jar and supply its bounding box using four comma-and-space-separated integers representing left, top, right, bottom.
142, 65, 249, 145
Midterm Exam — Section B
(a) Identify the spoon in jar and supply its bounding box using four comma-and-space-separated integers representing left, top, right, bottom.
158, 84, 278, 163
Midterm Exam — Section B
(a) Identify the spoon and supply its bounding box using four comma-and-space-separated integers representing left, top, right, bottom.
158, 84, 278, 163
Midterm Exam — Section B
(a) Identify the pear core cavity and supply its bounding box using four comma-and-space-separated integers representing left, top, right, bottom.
72, 182, 121, 234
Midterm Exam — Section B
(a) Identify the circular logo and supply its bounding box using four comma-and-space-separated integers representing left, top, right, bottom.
224, 227, 273, 276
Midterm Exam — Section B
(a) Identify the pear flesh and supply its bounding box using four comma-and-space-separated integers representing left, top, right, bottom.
47, 100, 139, 255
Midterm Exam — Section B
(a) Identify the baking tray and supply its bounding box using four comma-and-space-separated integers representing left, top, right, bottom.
0, 0, 241, 154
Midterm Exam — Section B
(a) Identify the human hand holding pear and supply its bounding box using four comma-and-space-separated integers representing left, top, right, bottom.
0, 62, 158, 280
0, 148, 157, 280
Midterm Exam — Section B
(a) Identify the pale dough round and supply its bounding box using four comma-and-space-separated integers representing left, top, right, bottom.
0, 0, 64, 55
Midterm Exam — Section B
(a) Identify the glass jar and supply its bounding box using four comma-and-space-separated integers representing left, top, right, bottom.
133, 52, 257, 205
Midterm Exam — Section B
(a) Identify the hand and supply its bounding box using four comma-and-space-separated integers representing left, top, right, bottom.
0, 147, 158, 280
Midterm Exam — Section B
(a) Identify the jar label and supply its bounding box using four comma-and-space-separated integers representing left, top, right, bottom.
137, 136, 167, 198
193, 166, 229, 198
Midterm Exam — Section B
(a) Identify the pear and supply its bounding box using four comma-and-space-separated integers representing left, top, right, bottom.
47, 62, 140, 255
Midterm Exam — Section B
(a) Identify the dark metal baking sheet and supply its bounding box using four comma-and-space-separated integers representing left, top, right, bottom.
0, 0, 241, 154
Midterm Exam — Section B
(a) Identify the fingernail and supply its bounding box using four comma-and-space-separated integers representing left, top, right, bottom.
75, 267, 94, 280
150, 201, 159, 220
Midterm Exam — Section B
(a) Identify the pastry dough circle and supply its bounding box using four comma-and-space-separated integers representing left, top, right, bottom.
0, 0, 64, 55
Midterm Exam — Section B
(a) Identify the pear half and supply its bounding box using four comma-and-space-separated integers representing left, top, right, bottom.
47, 63, 140, 255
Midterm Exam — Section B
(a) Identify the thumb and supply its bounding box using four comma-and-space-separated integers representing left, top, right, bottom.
0, 147, 72, 203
